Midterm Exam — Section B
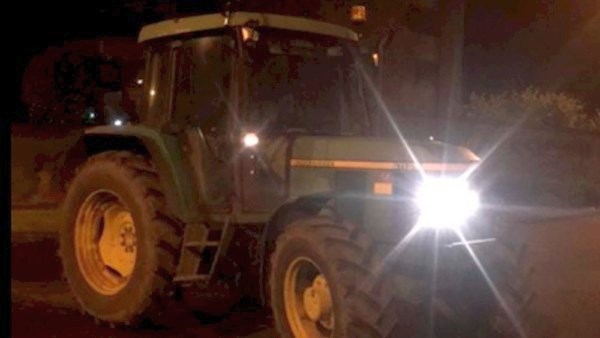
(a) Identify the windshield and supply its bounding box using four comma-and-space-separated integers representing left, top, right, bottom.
242, 29, 373, 135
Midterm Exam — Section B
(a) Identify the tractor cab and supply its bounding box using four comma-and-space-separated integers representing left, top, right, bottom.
138, 12, 370, 133
137, 12, 384, 212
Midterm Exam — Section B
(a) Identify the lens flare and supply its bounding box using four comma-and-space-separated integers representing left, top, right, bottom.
242, 132, 259, 147
455, 230, 528, 338
416, 178, 480, 229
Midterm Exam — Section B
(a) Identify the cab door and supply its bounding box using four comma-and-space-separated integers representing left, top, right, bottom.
169, 34, 235, 210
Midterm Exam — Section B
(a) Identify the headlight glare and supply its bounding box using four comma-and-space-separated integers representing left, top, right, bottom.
415, 177, 480, 229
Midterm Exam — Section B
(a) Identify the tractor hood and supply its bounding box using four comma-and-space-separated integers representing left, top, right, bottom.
289, 135, 479, 171
249, 134, 482, 241
264, 134, 480, 199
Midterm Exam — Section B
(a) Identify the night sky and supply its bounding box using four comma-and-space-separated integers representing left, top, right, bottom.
13, 0, 600, 116
463, 0, 599, 106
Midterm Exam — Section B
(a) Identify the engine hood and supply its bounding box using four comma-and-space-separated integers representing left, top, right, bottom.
251, 134, 482, 242
255, 134, 481, 205
273, 135, 481, 200
289, 135, 479, 171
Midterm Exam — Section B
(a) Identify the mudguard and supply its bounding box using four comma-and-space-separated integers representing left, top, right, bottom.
84, 125, 200, 223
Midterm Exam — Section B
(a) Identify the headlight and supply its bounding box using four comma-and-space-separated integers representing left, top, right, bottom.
415, 177, 480, 229
242, 132, 259, 147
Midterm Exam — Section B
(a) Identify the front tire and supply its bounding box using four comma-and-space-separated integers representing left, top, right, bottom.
432, 219, 536, 337
59, 151, 182, 326
269, 215, 539, 338
269, 217, 417, 338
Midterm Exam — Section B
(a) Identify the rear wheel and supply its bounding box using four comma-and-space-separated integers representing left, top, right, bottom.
74, 190, 138, 296
59, 151, 182, 326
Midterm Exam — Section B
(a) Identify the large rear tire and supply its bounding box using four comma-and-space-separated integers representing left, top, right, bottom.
59, 151, 182, 326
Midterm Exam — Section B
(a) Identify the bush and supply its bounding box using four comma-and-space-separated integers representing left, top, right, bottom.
464, 87, 599, 132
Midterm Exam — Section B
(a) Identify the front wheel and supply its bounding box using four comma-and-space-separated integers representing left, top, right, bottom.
269, 217, 417, 338
432, 219, 537, 337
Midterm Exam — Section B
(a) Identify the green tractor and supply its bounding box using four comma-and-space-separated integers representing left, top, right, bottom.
59, 11, 532, 337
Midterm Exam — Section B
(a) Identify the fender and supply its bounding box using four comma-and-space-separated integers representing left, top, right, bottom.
257, 193, 332, 304
83, 124, 200, 223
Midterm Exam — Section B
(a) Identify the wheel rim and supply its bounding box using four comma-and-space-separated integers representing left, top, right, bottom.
284, 257, 334, 338
74, 190, 137, 296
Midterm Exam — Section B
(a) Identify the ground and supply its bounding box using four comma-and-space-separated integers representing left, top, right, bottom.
10, 208, 600, 337
11, 232, 277, 338
517, 212, 600, 337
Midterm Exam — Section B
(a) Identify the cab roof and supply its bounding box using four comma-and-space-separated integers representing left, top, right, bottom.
138, 12, 359, 43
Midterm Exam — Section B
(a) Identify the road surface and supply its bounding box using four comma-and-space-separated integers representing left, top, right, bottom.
11, 232, 278, 338
11, 208, 600, 337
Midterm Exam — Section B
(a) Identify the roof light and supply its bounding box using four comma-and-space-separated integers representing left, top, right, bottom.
351, 5, 367, 24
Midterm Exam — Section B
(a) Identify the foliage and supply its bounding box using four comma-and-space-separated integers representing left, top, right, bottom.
463, 87, 600, 132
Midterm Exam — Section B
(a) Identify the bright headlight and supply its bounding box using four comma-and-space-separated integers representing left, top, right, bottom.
415, 177, 480, 229
242, 132, 259, 147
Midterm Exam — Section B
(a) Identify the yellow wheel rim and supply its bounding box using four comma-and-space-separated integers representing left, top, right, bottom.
74, 190, 137, 296
284, 257, 334, 338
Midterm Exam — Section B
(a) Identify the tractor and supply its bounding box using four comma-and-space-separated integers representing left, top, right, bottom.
58, 11, 532, 337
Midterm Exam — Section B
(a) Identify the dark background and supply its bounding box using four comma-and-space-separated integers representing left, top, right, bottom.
13, 0, 600, 117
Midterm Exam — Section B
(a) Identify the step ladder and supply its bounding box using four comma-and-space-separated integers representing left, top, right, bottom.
173, 219, 230, 283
